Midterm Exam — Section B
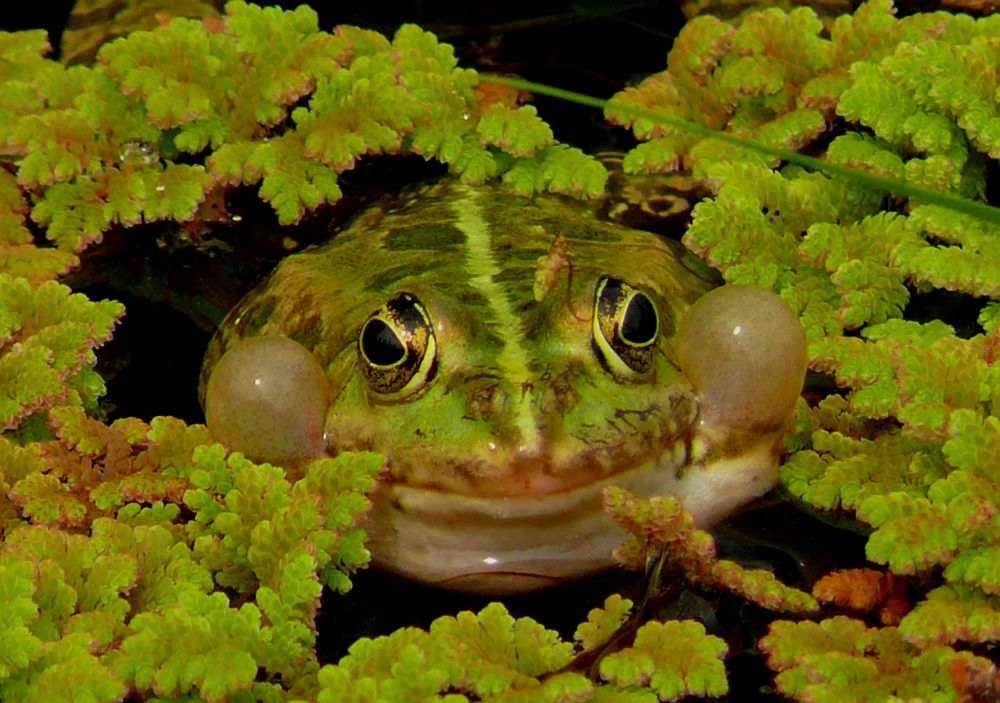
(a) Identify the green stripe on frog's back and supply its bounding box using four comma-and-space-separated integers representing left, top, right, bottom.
450, 186, 541, 451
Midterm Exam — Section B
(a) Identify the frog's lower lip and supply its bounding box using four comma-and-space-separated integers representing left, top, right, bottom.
365, 480, 634, 595
364, 436, 780, 594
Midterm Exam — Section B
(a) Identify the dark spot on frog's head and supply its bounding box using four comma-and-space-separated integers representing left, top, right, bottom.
561, 221, 620, 243
289, 292, 317, 318
288, 313, 324, 351
516, 296, 537, 314
453, 286, 491, 311
493, 266, 534, 287
382, 224, 465, 251
368, 261, 438, 290
236, 295, 278, 337
471, 326, 505, 351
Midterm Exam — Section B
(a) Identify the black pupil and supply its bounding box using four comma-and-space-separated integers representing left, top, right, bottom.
362, 319, 406, 365
621, 294, 657, 344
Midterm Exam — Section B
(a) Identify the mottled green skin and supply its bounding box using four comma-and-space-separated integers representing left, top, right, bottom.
202, 182, 716, 496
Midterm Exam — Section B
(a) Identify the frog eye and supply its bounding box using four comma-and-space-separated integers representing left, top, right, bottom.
592, 277, 659, 377
359, 293, 437, 398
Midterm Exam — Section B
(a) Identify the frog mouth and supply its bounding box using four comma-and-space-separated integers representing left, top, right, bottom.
364, 433, 781, 594
364, 444, 686, 595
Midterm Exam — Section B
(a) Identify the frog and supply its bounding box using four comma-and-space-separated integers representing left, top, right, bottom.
199, 180, 807, 594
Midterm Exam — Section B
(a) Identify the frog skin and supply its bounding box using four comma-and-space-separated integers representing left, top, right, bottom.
200, 181, 807, 594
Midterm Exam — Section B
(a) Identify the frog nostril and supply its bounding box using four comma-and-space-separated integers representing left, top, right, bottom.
467, 382, 500, 418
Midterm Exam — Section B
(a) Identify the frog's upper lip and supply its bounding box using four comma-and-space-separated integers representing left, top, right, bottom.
382, 436, 691, 498
385, 458, 600, 497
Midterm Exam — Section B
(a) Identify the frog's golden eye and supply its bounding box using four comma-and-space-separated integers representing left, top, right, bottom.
593, 277, 659, 377
359, 293, 437, 398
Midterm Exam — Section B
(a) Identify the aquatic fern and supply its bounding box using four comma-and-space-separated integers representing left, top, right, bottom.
0, 276, 122, 432
760, 616, 997, 702
0, 405, 378, 700
0, 0, 605, 269
604, 487, 818, 614
316, 597, 731, 702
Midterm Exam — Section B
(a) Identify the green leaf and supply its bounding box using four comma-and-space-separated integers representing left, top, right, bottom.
111, 591, 262, 702
10, 110, 102, 187
944, 411, 1000, 482
249, 136, 342, 225
858, 494, 958, 574
598, 620, 727, 701
322, 603, 574, 700
0, 558, 43, 680
30, 180, 109, 252
476, 104, 553, 157
430, 602, 573, 685
574, 594, 633, 651
944, 545, 1000, 596
1, 632, 125, 703
501, 145, 607, 198
760, 616, 996, 702
898, 585, 1000, 648
143, 164, 210, 222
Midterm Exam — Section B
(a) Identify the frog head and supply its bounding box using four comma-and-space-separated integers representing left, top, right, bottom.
202, 185, 806, 592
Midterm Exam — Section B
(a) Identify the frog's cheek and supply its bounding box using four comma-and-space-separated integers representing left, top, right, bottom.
674, 285, 807, 433
204, 336, 330, 466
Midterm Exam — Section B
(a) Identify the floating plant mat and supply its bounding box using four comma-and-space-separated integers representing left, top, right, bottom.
0, 1, 998, 701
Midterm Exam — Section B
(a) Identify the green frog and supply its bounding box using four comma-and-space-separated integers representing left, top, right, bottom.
200, 181, 807, 593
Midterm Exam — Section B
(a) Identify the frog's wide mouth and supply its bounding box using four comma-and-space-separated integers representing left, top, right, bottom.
364, 434, 780, 594
364, 446, 686, 595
